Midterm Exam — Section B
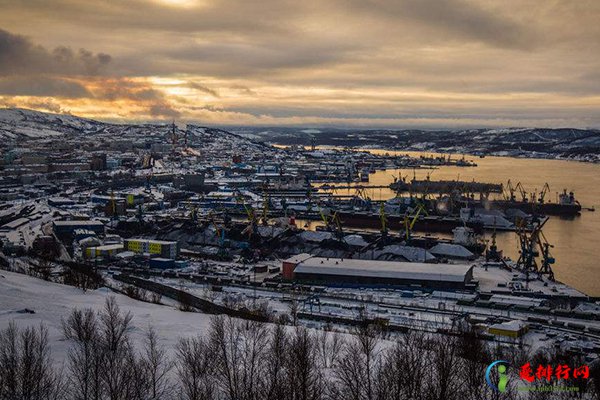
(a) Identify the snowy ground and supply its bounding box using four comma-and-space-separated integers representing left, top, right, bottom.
0, 270, 214, 362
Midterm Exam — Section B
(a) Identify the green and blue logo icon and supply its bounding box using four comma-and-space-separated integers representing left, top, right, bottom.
486, 360, 509, 392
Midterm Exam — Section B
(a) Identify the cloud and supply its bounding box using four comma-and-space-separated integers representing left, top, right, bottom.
186, 81, 220, 97
0, 28, 112, 76
25, 99, 66, 114
148, 102, 181, 119
0, 76, 91, 98
230, 85, 256, 96
88, 78, 164, 101
0, 97, 66, 114
335, 0, 538, 49
0, 1, 599, 127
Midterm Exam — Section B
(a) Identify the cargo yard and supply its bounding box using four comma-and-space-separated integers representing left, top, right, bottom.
1, 109, 599, 362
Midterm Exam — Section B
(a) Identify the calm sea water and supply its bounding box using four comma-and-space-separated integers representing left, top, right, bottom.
316, 149, 600, 296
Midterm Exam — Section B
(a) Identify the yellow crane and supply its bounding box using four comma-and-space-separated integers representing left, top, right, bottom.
403, 203, 427, 241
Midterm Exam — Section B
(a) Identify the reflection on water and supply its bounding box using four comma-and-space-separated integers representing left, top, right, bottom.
317, 149, 600, 296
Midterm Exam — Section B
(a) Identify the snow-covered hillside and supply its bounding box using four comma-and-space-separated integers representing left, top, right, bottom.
0, 108, 104, 140
0, 270, 213, 362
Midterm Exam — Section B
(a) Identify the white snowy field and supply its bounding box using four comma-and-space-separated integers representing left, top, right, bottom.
0, 270, 214, 362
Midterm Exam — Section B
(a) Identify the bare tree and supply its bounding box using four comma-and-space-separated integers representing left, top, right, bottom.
209, 316, 269, 400
63, 308, 103, 400
332, 324, 380, 400
0, 322, 64, 400
176, 336, 217, 400
285, 326, 323, 400
318, 328, 343, 369
456, 328, 492, 400
0, 323, 19, 399
377, 330, 430, 400
262, 323, 289, 400
209, 316, 243, 400
140, 327, 173, 400
288, 297, 299, 326
426, 335, 463, 400
97, 297, 135, 400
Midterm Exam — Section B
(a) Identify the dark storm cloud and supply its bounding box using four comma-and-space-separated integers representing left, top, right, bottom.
0, 76, 91, 98
0, 28, 112, 76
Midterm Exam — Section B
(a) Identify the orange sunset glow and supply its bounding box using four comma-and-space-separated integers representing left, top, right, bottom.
1, 0, 599, 127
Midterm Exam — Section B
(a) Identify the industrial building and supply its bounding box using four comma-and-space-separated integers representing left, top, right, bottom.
53, 220, 105, 235
84, 244, 124, 259
488, 320, 529, 338
283, 255, 474, 289
123, 238, 179, 259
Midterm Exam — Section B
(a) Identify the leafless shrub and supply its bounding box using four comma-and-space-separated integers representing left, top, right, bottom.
150, 292, 162, 304
0, 322, 64, 400
123, 285, 147, 302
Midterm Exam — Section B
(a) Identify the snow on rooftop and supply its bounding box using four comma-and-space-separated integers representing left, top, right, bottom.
429, 243, 474, 259
300, 230, 333, 242
295, 257, 473, 282
343, 234, 368, 247
374, 244, 436, 262
283, 253, 313, 264
490, 320, 528, 332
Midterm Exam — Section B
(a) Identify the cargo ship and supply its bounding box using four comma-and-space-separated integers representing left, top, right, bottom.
467, 189, 581, 217
390, 177, 503, 194
336, 210, 485, 234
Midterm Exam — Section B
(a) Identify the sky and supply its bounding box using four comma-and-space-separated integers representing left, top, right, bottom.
0, 0, 599, 128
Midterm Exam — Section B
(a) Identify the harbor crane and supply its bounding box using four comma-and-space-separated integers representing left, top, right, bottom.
515, 181, 528, 203
208, 211, 228, 258
318, 206, 344, 241
538, 183, 551, 204
516, 221, 555, 285
236, 194, 259, 239
379, 203, 388, 241
403, 202, 427, 242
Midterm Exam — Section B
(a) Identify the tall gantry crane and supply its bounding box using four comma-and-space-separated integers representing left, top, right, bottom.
516, 222, 555, 286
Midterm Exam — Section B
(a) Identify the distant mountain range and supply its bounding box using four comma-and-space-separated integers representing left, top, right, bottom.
230, 126, 600, 163
1, 108, 599, 162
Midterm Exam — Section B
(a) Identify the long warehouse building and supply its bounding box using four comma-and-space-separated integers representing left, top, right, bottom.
283, 254, 474, 289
